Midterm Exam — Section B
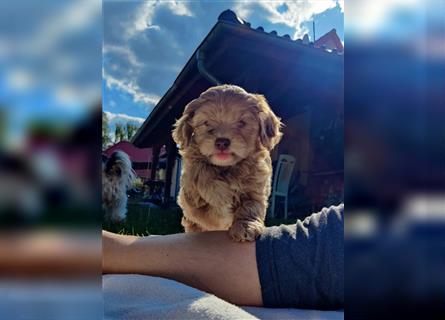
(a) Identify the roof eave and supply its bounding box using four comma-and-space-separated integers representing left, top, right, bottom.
132, 22, 227, 147
132, 15, 343, 147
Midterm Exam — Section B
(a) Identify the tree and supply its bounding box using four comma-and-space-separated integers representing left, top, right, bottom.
126, 123, 139, 140
102, 112, 112, 150
114, 122, 125, 143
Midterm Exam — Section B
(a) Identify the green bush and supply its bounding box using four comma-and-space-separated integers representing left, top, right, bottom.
133, 177, 144, 190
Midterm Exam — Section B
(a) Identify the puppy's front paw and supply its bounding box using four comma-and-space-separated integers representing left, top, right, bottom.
181, 216, 204, 233
229, 219, 265, 242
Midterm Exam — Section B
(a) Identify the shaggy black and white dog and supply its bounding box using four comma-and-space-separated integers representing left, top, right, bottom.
102, 151, 135, 223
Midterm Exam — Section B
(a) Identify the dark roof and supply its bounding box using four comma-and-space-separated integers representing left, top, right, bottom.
132, 9, 343, 148
217, 9, 343, 55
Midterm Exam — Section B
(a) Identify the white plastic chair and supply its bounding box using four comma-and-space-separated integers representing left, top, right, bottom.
270, 154, 296, 219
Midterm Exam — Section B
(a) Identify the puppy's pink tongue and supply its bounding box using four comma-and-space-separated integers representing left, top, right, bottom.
215, 152, 230, 160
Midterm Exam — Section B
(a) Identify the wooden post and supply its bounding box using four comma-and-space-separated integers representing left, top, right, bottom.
163, 139, 177, 206
151, 145, 160, 181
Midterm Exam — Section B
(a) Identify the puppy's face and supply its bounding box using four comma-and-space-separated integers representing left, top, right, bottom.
103, 153, 124, 177
192, 98, 259, 166
102, 151, 135, 189
173, 85, 282, 167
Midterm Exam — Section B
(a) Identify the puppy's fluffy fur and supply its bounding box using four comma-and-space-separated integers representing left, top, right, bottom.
173, 85, 282, 241
102, 151, 135, 222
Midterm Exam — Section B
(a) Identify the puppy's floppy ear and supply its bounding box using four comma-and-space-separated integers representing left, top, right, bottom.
172, 98, 202, 149
254, 94, 283, 151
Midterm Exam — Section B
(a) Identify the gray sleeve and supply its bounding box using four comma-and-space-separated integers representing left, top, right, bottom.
255, 204, 344, 309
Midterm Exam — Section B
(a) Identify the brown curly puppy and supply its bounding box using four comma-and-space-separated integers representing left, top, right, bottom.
172, 85, 282, 241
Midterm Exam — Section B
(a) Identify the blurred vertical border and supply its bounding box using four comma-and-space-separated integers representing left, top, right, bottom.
0, 1, 102, 319
345, 0, 445, 318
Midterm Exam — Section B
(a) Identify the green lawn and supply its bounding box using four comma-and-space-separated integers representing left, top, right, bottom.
103, 203, 183, 235
103, 202, 297, 236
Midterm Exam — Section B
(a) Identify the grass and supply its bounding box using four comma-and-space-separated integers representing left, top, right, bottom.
103, 202, 297, 236
103, 203, 183, 236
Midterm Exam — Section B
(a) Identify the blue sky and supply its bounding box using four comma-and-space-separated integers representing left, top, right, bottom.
102, 0, 344, 130
0, 0, 101, 147
2, 1, 436, 146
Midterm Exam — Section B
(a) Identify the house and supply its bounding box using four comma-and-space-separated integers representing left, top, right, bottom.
104, 141, 152, 180
132, 9, 343, 217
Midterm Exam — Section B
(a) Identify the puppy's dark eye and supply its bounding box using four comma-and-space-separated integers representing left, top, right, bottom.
203, 121, 209, 126
238, 120, 246, 128
207, 128, 215, 134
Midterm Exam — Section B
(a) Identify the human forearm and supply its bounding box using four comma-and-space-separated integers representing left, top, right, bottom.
102, 230, 262, 306
102, 231, 192, 277
102, 231, 137, 274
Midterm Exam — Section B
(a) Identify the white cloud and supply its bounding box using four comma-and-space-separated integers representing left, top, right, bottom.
124, 1, 191, 39
104, 111, 144, 143
338, 0, 344, 12
235, 0, 340, 39
103, 44, 143, 68
147, 25, 161, 31
166, 1, 193, 17
347, 0, 421, 37
27, 0, 100, 55
104, 71, 161, 106
6, 69, 34, 91
125, 1, 158, 38
104, 111, 145, 124
54, 85, 100, 109
233, 1, 252, 19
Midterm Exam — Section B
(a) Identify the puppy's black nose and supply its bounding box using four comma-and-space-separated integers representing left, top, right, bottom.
215, 138, 231, 151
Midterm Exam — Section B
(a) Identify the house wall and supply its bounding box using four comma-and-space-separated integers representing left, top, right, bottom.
273, 106, 344, 215
276, 109, 312, 186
